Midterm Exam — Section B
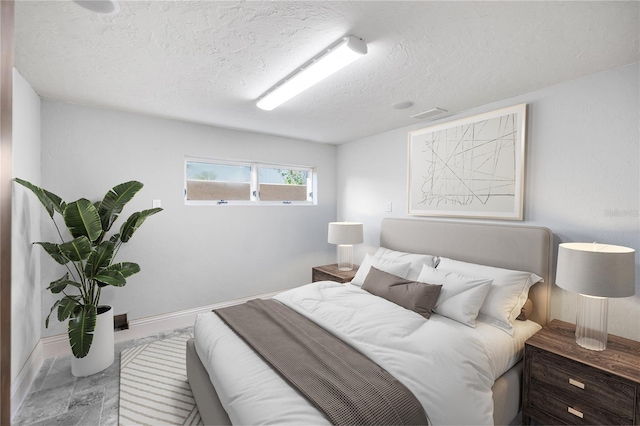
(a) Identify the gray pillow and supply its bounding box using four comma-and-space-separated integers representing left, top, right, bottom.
362, 267, 442, 319
517, 299, 533, 321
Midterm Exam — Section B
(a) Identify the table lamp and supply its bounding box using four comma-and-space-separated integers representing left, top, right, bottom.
328, 222, 363, 271
556, 242, 636, 351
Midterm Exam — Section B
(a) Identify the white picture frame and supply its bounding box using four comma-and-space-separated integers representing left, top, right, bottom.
407, 103, 527, 220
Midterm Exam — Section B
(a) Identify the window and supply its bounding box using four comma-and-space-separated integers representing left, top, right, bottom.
259, 167, 311, 203
186, 161, 252, 203
185, 158, 315, 205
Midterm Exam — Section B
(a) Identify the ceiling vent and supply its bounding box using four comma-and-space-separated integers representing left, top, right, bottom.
410, 108, 447, 120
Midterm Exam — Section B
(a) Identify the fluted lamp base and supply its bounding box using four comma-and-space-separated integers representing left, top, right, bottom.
337, 244, 354, 271
575, 294, 608, 351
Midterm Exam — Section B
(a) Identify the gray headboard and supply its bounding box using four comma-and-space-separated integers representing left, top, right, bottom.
380, 218, 553, 325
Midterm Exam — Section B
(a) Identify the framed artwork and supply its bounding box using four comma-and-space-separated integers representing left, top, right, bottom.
407, 103, 526, 220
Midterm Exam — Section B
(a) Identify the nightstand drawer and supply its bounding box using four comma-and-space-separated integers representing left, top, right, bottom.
529, 386, 633, 425
530, 347, 636, 418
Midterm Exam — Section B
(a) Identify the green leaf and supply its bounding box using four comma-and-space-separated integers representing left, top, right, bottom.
92, 201, 105, 243
105, 262, 140, 278
47, 273, 81, 294
34, 242, 69, 265
57, 295, 81, 322
84, 241, 116, 278
95, 270, 126, 287
14, 178, 66, 218
45, 299, 62, 328
119, 208, 162, 243
58, 236, 92, 262
68, 304, 97, 358
63, 199, 102, 242
119, 212, 139, 243
98, 181, 143, 232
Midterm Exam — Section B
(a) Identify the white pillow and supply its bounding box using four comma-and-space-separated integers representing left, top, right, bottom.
374, 247, 438, 281
351, 254, 411, 286
417, 265, 492, 327
437, 257, 543, 335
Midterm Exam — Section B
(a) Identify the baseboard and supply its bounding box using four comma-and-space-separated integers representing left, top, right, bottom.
10, 340, 44, 419
41, 288, 287, 359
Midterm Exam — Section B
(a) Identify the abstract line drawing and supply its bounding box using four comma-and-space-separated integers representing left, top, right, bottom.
408, 104, 526, 220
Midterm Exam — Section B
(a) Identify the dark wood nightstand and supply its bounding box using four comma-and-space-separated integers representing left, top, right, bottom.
312, 264, 359, 284
523, 319, 640, 425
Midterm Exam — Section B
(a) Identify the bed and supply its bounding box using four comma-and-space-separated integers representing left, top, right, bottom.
186, 218, 553, 425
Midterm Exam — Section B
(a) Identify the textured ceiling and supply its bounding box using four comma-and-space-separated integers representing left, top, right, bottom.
15, 1, 640, 144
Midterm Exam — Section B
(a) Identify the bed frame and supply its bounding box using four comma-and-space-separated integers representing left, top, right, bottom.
186, 218, 553, 425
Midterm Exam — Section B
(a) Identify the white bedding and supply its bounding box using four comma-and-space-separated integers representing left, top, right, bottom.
194, 281, 541, 425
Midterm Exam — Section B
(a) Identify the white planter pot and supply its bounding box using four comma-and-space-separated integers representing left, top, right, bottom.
71, 305, 115, 377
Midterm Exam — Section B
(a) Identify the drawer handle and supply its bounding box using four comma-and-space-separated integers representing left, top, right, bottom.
568, 407, 584, 419
569, 378, 585, 389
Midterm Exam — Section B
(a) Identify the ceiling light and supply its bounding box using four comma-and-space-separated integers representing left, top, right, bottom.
73, 0, 120, 15
392, 101, 414, 110
257, 35, 367, 111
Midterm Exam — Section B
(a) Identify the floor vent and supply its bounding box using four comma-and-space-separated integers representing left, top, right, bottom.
114, 313, 129, 331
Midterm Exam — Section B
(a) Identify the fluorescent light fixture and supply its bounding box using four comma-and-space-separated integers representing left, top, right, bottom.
257, 35, 367, 111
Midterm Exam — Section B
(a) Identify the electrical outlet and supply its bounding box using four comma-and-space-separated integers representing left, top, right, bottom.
386, 202, 392, 212
152, 199, 161, 208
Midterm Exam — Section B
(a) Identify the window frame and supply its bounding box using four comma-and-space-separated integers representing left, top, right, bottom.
184, 157, 316, 206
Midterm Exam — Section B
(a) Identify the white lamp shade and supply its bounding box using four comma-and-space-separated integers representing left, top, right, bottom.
556, 242, 636, 298
328, 222, 363, 245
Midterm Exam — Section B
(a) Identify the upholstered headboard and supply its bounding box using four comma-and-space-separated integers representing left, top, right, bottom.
380, 218, 553, 325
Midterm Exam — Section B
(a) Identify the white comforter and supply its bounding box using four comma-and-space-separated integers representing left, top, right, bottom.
194, 281, 540, 425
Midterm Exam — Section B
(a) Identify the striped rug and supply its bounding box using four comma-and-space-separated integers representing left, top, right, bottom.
119, 333, 203, 426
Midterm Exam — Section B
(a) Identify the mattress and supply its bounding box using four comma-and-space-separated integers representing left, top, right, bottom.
194, 281, 541, 425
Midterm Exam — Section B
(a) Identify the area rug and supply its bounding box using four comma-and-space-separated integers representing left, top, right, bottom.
119, 333, 203, 426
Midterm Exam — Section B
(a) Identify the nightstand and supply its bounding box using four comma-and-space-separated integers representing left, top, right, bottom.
312, 264, 359, 284
522, 319, 640, 425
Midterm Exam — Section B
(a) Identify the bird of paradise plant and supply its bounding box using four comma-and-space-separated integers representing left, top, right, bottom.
14, 179, 162, 358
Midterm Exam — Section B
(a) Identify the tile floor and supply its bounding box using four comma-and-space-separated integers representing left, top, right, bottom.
12, 327, 194, 426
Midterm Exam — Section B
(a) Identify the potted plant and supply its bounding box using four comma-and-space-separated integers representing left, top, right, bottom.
15, 179, 162, 376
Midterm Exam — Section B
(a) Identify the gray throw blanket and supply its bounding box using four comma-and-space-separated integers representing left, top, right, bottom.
214, 298, 429, 425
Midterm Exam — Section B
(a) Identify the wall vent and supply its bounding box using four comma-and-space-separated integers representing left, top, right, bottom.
114, 313, 129, 331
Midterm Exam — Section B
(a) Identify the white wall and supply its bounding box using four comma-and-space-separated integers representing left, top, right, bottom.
11, 69, 41, 381
337, 63, 640, 341
40, 101, 336, 337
